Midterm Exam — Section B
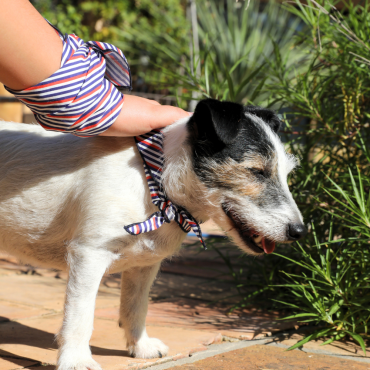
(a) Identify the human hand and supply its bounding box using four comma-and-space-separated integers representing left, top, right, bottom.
100, 95, 191, 137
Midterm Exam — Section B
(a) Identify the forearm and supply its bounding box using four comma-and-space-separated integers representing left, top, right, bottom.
0, 1, 187, 137
100, 95, 190, 137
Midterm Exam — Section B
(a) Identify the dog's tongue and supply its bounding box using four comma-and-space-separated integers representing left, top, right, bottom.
262, 237, 275, 254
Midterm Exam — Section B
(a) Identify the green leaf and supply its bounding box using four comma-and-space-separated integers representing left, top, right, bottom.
345, 331, 366, 355
328, 302, 342, 316
287, 328, 334, 351
280, 313, 319, 320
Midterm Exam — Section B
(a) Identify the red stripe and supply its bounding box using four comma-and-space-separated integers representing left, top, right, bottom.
141, 140, 162, 152
75, 93, 123, 132
76, 98, 122, 132
96, 41, 104, 50
147, 162, 162, 172
22, 96, 74, 106
71, 84, 112, 127
108, 55, 130, 76
23, 58, 104, 92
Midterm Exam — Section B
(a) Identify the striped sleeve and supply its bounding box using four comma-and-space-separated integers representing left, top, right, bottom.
5, 23, 132, 137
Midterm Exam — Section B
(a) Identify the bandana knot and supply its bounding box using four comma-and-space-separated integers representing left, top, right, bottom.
124, 129, 206, 248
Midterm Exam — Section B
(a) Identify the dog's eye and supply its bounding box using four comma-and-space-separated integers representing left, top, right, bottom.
250, 168, 267, 179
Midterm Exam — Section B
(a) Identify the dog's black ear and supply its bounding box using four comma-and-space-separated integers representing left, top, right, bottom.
192, 99, 244, 145
244, 106, 281, 133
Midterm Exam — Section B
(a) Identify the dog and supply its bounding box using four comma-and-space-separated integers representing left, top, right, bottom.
0, 99, 306, 370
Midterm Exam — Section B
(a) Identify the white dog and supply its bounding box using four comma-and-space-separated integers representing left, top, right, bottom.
0, 99, 306, 370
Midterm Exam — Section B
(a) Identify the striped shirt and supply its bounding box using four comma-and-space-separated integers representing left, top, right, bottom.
5, 21, 131, 137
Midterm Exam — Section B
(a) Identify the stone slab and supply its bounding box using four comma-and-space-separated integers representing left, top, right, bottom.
0, 355, 39, 370
271, 333, 370, 359
0, 310, 219, 370
0, 273, 120, 315
145, 299, 294, 338
20, 367, 54, 370
150, 273, 239, 303
0, 315, 60, 365
0, 274, 66, 312
165, 344, 370, 370
0, 300, 52, 321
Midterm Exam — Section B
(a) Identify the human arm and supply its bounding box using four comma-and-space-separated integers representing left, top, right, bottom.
100, 95, 190, 137
0, 0, 189, 137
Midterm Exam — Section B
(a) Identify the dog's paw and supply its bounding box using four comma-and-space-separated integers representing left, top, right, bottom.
128, 337, 169, 359
57, 351, 102, 370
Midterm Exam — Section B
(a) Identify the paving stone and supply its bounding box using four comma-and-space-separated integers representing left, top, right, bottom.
145, 299, 294, 338
270, 333, 370, 359
91, 321, 217, 370
166, 344, 370, 370
0, 310, 218, 370
0, 355, 39, 370
0, 274, 66, 312
96, 298, 295, 341
20, 366, 54, 370
0, 315, 60, 365
0, 273, 120, 314
0, 300, 52, 321
160, 259, 235, 280
150, 273, 239, 303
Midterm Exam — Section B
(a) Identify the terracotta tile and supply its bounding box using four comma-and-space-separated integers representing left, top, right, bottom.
0, 315, 60, 365
160, 259, 234, 280
90, 318, 216, 370
167, 344, 370, 370
150, 273, 239, 303
0, 274, 120, 313
144, 299, 295, 336
0, 301, 52, 321
0, 310, 217, 370
172, 353, 188, 361
188, 346, 207, 355
95, 307, 119, 321
0, 275, 66, 312
270, 333, 370, 359
202, 332, 222, 345
96, 299, 293, 340
0, 355, 39, 370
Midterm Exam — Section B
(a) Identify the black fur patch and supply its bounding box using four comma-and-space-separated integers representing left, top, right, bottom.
187, 99, 281, 187
244, 105, 282, 133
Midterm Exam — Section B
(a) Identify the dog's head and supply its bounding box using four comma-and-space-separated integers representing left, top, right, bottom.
187, 99, 307, 255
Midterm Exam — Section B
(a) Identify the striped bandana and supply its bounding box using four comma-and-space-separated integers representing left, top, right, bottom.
124, 130, 206, 248
5, 21, 131, 137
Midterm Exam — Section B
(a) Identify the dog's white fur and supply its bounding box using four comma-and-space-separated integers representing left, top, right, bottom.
0, 116, 301, 370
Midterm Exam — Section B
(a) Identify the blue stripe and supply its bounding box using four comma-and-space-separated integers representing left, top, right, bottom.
5, 21, 131, 137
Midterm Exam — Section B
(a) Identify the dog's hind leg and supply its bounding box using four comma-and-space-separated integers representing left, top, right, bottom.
56, 248, 116, 370
119, 263, 169, 359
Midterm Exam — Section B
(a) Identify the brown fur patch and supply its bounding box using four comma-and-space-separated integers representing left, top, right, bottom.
210, 157, 262, 198
206, 153, 279, 198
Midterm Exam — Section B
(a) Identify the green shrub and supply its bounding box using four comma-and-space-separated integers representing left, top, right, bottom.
31, 0, 189, 92
157, 0, 304, 106
179, 0, 370, 351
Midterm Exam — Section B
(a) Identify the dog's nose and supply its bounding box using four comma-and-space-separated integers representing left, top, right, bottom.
287, 223, 307, 241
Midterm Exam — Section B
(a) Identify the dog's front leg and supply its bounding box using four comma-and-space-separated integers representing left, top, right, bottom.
119, 263, 169, 359
57, 249, 115, 370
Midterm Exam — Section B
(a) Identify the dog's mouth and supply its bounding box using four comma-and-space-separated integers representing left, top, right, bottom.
222, 203, 275, 254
